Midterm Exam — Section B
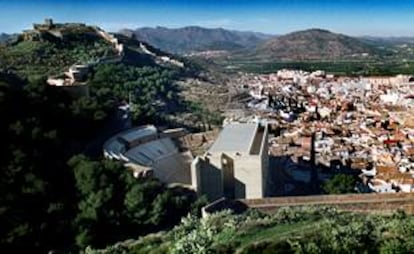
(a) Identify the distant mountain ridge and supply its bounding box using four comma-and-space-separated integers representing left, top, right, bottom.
359, 35, 414, 46
256, 28, 378, 60
122, 26, 411, 60
0, 33, 16, 43
0, 33, 8, 41
122, 26, 273, 54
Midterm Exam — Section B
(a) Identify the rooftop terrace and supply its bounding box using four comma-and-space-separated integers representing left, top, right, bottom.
209, 123, 264, 155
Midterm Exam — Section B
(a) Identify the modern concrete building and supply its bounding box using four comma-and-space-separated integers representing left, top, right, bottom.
191, 122, 269, 200
103, 125, 193, 185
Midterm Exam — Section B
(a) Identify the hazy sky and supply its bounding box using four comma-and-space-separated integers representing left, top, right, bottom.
1, 0, 414, 36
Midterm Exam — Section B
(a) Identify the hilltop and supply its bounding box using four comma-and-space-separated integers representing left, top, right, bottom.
255, 29, 378, 61
123, 26, 273, 54
0, 19, 185, 78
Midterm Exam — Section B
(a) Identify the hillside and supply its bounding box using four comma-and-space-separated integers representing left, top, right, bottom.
86, 206, 414, 253
124, 26, 273, 54
255, 29, 379, 61
0, 20, 211, 253
0, 20, 186, 79
0, 31, 115, 78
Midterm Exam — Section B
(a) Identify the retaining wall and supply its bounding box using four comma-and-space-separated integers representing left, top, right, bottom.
240, 193, 414, 214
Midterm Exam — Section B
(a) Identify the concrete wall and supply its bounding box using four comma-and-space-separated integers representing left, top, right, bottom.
94, 26, 124, 55
234, 155, 264, 199
261, 126, 269, 196
192, 152, 266, 200
191, 157, 223, 200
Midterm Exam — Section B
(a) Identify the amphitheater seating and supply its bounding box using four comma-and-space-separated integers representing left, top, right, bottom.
125, 147, 153, 165
104, 139, 125, 160
131, 138, 176, 162
152, 152, 192, 184
103, 126, 192, 184
159, 138, 178, 152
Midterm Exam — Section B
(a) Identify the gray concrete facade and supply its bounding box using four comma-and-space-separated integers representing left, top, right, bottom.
191, 123, 269, 200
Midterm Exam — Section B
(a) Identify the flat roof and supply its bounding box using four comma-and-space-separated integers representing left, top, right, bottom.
209, 123, 257, 154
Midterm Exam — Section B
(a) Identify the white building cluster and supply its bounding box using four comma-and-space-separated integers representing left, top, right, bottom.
237, 69, 414, 193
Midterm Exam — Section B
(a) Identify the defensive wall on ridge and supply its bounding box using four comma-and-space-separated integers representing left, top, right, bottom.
240, 193, 414, 214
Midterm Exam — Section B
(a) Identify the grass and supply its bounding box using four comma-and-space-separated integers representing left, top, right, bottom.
235, 220, 324, 251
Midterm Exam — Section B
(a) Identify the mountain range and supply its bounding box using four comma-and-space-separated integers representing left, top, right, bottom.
3, 25, 414, 61
120, 26, 414, 61
0, 33, 13, 43
121, 26, 273, 54
255, 28, 378, 60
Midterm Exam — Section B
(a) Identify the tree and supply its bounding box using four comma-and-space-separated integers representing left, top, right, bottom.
0, 74, 79, 253
69, 155, 199, 249
323, 174, 357, 194
1, 37, 200, 252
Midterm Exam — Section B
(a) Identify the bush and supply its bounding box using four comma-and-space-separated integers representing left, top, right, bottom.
323, 174, 357, 194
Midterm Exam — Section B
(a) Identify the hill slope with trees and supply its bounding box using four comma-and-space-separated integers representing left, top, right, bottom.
256, 29, 379, 61
0, 68, 207, 253
86, 206, 414, 254
0, 21, 209, 253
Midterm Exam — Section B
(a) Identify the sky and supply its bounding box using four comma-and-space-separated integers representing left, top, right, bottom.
0, 0, 414, 36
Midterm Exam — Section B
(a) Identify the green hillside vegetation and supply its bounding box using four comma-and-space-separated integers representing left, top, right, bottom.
0, 72, 208, 253
212, 28, 414, 76
88, 64, 182, 123
69, 156, 203, 249
0, 28, 116, 78
254, 29, 379, 61
87, 206, 414, 254
0, 21, 217, 126
323, 174, 358, 194
0, 23, 213, 253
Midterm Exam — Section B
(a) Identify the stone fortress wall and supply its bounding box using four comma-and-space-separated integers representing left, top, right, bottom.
46, 23, 126, 94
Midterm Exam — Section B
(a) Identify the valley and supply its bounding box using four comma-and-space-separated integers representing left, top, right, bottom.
1, 2, 414, 252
